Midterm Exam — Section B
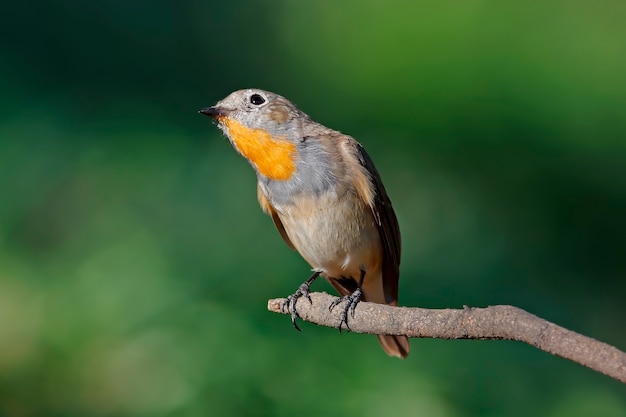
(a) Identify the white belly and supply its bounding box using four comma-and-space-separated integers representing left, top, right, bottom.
276, 192, 382, 279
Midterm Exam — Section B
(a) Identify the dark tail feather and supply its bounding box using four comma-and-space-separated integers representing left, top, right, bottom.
377, 334, 410, 359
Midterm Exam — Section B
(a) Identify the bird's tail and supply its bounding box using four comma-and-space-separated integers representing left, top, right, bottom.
377, 334, 410, 358
328, 276, 410, 359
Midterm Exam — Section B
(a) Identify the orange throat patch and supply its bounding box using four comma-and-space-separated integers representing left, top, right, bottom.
219, 117, 296, 181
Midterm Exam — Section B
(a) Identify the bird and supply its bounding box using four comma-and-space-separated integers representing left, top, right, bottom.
199, 89, 409, 358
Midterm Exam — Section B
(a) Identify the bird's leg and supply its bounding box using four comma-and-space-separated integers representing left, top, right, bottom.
329, 269, 365, 333
281, 271, 321, 331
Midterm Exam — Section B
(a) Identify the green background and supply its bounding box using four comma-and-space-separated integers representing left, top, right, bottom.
1, 1, 625, 416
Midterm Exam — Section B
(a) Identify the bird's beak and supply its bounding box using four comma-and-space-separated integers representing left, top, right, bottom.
198, 106, 230, 119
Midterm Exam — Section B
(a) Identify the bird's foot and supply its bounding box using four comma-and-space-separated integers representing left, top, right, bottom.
280, 271, 320, 331
328, 287, 362, 333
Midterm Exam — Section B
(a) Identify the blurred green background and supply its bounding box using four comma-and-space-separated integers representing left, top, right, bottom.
1, 0, 625, 416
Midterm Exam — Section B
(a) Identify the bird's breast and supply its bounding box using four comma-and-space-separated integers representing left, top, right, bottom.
273, 189, 382, 278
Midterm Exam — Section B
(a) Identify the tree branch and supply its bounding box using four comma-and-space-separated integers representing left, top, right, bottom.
267, 292, 626, 383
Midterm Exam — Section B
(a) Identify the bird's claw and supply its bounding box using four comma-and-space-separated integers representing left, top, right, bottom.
281, 281, 313, 331
328, 287, 362, 334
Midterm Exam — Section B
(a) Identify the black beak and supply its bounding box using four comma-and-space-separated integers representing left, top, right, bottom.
198, 106, 229, 119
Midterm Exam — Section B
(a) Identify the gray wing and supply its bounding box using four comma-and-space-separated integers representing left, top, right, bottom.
257, 182, 296, 250
355, 143, 402, 305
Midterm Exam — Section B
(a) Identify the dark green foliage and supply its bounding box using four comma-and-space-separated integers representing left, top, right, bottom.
0, 1, 625, 416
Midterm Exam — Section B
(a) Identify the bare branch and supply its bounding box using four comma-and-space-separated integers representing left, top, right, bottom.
267, 292, 626, 383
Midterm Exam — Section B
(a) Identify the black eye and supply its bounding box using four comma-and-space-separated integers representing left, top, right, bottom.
250, 93, 266, 106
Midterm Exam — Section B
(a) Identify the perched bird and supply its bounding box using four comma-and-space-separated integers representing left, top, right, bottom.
199, 89, 409, 358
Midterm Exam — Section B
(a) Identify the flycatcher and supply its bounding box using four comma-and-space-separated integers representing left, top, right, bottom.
200, 89, 409, 358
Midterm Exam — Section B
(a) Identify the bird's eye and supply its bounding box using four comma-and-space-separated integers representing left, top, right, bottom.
250, 93, 266, 106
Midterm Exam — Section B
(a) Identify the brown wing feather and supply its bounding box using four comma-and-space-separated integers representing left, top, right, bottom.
257, 183, 295, 250
353, 143, 402, 305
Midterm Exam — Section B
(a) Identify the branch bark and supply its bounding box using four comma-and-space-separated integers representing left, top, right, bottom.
267, 292, 626, 383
